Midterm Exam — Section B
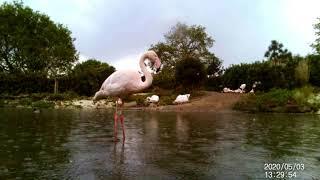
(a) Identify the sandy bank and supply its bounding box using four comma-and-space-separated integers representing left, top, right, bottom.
57, 91, 245, 112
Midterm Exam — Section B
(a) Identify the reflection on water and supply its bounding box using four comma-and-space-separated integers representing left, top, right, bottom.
0, 108, 320, 179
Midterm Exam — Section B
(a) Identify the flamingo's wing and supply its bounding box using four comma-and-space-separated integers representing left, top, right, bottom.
100, 70, 142, 96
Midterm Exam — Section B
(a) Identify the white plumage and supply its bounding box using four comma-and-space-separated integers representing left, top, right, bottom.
147, 95, 159, 103
240, 84, 246, 90
173, 94, 190, 104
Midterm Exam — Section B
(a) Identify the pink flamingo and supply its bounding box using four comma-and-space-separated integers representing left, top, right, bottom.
93, 51, 161, 142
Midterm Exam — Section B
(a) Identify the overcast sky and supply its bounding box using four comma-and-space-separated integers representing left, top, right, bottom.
3, 0, 320, 70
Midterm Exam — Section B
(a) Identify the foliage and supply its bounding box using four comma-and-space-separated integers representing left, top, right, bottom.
134, 95, 148, 106
0, 1, 78, 75
292, 86, 314, 105
70, 59, 115, 96
18, 98, 33, 106
0, 73, 52, 94
150, 23, 215, 66
307, 93, 320, 110
32, 100, 55, 108
235, 87, 320, 113
311, 18, 320, 54
294, 59, 310, 86
152, 66, 176, 89
159, 95, 176, 106
207, 56, 222, 76
308, 54, 320, 86
264, 40, 292, 65
175, 57, 206, 89
205, 76, 223, 91
46, 92, 78, 101
235, 89, 294, 112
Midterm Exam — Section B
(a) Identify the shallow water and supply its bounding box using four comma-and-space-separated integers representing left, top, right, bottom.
0, 108, 320, 179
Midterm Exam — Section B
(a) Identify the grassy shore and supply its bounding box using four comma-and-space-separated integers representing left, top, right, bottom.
0, 90, 205, 110
234, 86, 320, 114
2, 87, 320, 114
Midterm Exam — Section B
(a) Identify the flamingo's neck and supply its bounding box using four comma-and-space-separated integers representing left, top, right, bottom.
139, 54, 153, 89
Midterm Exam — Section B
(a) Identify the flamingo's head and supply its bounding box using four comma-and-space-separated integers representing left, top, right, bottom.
146, 50, 162, 73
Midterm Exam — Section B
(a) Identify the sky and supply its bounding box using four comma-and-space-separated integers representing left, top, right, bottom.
2, 0, 320, 70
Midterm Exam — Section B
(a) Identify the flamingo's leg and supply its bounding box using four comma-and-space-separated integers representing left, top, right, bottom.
120, 114, 125, 140
114, 100, 118, 142
119, 98, 125, 141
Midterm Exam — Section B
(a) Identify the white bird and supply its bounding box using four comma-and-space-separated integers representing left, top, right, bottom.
240, 84, 246, 90
173, 94, 190, 104
234, 89, 243, 93
223, 87, 231, 93
250, 89, 254, 93
147, 95, 159, 103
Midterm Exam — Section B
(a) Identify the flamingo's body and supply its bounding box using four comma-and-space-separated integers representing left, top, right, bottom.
93, 51, 161, 142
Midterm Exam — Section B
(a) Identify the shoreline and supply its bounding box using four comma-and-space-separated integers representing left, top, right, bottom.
0, 91, 245, 112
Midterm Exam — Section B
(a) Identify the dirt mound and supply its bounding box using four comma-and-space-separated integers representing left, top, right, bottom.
157, 91, 245, 112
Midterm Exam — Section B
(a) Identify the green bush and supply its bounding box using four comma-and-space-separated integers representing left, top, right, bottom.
18, 98, 33, 106
30, 93, 50, 100
175, 57, 206, 89
32, 100, 55, 108
234, 87, 320, 113
135, 96, 148, 106
308, 54, 320, 86
0, 99, 5, 107
159, 95, 176, 106
292, 86, 314, 105
295, 59, 310, 86
46, 92, 78, 101
222, 61, 295, 91
153, 67, 176, 89
307, 94, 320, 110
256, 89, 293, 108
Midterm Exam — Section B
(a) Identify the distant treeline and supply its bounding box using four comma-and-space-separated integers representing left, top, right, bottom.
0, 59, 115, 96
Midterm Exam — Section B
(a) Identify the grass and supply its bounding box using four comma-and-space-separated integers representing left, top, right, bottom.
234, 86, 320, 113
32, 100, 55, 108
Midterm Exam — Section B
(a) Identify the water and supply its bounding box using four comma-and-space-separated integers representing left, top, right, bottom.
0, 108, 320, 179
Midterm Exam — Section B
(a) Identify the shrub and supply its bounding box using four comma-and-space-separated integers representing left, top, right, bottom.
19, 98, 33, 106
256, 89, 293, 107
32, 100, 55, 108
307, 94, 320, 110
153, 67, 176, 89
292, 86, 314, 105
295, 59, 310, 86
46, 92, 78, 101
175, 57, 206, 89
30, 93, 50, 100
308, 54, 320, 86
222, 60, 299, 91
159, 95, 176, 106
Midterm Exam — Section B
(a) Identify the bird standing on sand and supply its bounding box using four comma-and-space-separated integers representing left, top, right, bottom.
93, 51, 161, 142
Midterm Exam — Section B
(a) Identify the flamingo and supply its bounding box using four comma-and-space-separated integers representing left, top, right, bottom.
93, 50, 161, 142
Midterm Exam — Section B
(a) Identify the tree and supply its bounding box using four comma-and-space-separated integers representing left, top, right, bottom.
0, 1, 78, 93
207, 56, 222, 76
294, 58, 309, 86
307, 54, 320, 86
175, 57, 206, 89
264, 40, 292, 65
312, 18, 320, 54
71, 59, 115, 96
150, 22, 221, 69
